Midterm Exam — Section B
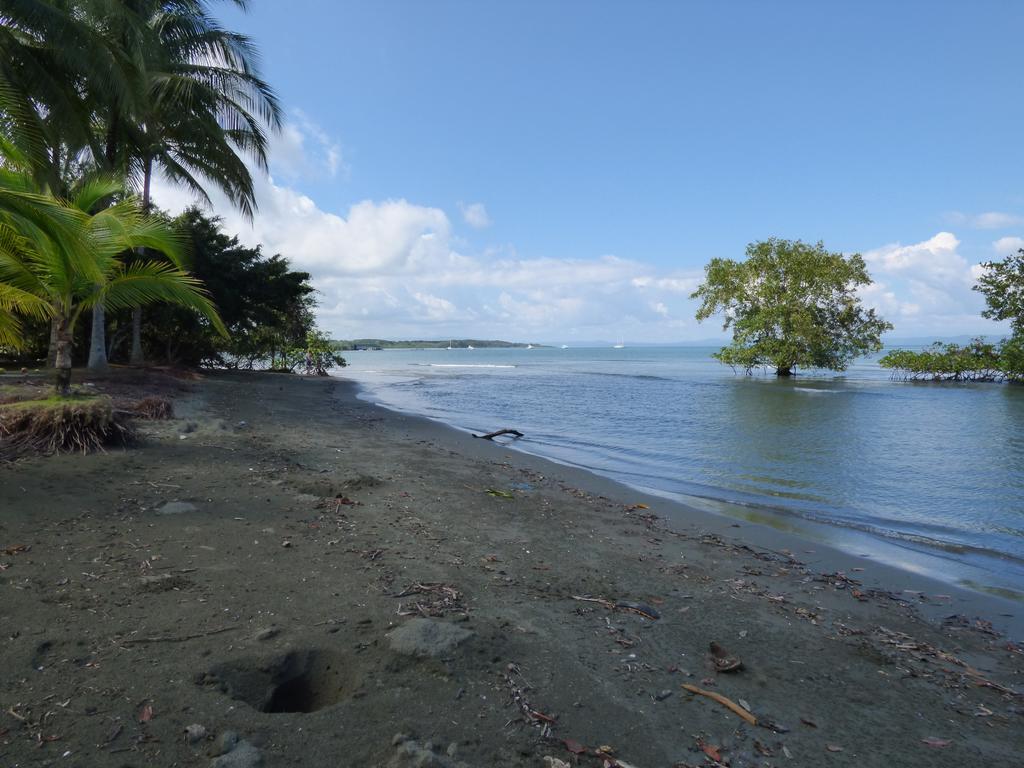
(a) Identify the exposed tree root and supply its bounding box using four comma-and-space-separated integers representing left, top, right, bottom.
127, 395, 173, 420
0, 396, 134, 460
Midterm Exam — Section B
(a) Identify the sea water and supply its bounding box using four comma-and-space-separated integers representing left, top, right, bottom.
336, 346, 1024, 598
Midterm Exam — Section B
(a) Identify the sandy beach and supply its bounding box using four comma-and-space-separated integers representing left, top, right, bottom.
1, 371, 1022, 768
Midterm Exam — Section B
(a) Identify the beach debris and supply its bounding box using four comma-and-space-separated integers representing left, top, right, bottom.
861, 625, 1023, 698
184, 724, 207, 744
1, 544, 29, 556
697, 740, 723, 762
128, 396, 173, 420
543, 758, 571, 768
504, 663, 556, 737
681, 684, 757, 726
921, 737, 952, 748
563, 738, 587, 754
826, 744, 844, 752
472, 428, 524, 440
137, 703, 154, 723
392, 582, 466, 617
485, 488, 515, 500
570, 595, 660, 620
709, 641, 743, 673
615, 601, 660, 620
120, 625, 240, 644
942, 614, 999, 636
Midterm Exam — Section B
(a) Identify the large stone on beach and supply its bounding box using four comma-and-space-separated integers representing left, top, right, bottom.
387, 619, 473, 658
157, 501, 198, 515
210, 740, 262, 768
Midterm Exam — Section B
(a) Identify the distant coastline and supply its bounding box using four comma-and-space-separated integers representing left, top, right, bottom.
333, 338, 545, 350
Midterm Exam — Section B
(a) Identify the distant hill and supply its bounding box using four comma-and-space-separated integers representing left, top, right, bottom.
333, 339, 544, 350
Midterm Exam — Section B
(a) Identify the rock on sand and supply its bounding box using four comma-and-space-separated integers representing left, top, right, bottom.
387, 619, 472, 658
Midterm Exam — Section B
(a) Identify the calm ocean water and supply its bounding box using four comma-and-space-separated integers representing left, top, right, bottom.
336, 346, 1024, 597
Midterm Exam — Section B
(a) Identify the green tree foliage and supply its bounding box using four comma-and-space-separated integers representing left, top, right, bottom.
140, 208, 342, 371
691, 238, 893, 376
974, 249, 1024, 335
0, 2, 281, 369
278, 329, 347, 376
879, 339, 1001, 381
880, 337, 1024, 383
0, 174, 225, 393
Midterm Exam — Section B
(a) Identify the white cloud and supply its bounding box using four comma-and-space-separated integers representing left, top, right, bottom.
861, 232, 1008, 336
458, 201, 492, 229
149, 114, 1013, 341
266, 109, 346, 183
945, 211, 1024, 229
992, 236, 1024, 255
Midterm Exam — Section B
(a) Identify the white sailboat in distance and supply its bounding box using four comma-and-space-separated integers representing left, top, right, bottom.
613, 338, 625, 349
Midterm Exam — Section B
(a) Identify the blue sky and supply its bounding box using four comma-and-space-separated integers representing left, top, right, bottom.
154, 1, 1024, 342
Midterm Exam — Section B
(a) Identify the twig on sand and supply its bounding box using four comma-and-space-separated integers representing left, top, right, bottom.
571, 595, 661, 620
121, 626, 240, 645
472, 428, 524, 440
681, 684, 758, 726
505, 663, 556, 738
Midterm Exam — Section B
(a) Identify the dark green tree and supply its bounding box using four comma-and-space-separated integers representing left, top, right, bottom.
140, 207, 319, 368
692, 238, 892, 376
974, 249, 1024, 336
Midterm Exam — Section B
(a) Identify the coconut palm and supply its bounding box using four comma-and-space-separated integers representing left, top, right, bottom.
0, 170, 226, 393
0, 0, 134, 190
87, 0, 281, 368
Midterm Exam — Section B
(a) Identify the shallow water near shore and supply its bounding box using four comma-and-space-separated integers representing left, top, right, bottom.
338, 345, 1024, 597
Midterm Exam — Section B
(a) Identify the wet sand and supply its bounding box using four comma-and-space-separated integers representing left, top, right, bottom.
1, 371, 1021, 767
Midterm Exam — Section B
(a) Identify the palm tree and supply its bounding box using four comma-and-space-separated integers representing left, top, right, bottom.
0, 1, 135, 191
88, 0, 281, 369
0, 170, 226, 393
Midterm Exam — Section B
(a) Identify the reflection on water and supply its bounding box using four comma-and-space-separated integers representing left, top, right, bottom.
339, 346, 1024, 594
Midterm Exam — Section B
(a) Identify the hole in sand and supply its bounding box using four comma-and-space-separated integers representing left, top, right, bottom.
203, 649, 350, 714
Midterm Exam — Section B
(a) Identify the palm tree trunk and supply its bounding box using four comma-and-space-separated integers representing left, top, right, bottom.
88, 301, 109, 372
46, 317, 59, 368
129, 159, 153, 366
54, 318, 73, 395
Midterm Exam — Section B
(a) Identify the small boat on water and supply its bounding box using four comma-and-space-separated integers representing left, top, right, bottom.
526, 344, 534, 349
561, 344, 568, 349
467, 345, 474, 350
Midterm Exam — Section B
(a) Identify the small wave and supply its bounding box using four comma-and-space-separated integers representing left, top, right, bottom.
429, 364, 516, 369
588, 371, 674, 382
793, 387, 841, 394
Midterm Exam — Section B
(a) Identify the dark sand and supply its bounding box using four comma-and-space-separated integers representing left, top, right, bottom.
1, 371, 1022, 767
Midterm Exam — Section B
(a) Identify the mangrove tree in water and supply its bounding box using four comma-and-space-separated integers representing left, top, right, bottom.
691, 238, 892, 376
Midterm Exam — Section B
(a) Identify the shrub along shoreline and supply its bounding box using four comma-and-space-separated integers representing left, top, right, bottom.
879, 336, 1024, 382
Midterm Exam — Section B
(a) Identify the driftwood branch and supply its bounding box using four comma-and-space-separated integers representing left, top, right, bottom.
121, 626, 240, 645
472, 428, 524, 440
681, 683, 758, 725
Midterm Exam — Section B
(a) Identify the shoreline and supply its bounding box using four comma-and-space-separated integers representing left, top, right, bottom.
1, 370, 1021, 767
345, 375, 1024, 639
